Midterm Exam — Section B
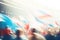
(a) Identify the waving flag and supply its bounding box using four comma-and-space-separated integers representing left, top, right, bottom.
34, 16, 55, 28
34, 16, 46, 25
39, 14, 52, 19
24, 23, 29, 30
39, 10, 52, 19
48, 24, 54, 27
0, 13, 18, 31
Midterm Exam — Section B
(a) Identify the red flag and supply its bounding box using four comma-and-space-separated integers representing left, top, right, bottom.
24, 23, 29, 30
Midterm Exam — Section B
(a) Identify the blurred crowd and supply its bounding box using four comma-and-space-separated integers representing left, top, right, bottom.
0, 25, 60, 40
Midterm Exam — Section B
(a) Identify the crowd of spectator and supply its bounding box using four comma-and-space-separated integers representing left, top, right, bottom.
0, 23, 60, 40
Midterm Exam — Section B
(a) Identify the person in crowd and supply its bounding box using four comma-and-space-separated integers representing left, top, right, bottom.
28, 28, 46, 40
45, 30, 56, 40
55, 28, 60, 40
15, 29, 22, 40
0, 29, 3, 40
14, 29, 28, 40
2, 27, 13, 40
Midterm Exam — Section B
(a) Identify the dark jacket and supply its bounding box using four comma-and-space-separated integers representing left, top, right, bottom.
56, 32, 60, 40
2, 34, 13, 40
45, 34, 55, 40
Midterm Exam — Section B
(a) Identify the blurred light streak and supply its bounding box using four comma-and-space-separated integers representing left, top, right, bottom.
34, 16, 55, 28
39, 10, 52, 18
0, 2, 24, 10
55, 21, 60, 26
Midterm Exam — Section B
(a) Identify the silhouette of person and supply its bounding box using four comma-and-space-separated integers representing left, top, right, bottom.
2, 27, 13, 40
14, 29, 22, 40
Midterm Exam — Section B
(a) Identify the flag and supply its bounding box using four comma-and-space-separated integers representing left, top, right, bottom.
0, 13, 18, 31
48, 24, 54, 27
39, 14, 52, 19
34, 16, 45, 24
39, 10, 52, 19
24, 23, 29, 30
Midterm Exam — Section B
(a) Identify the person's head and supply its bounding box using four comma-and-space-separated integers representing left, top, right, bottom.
59, 28, 60, 32
15, 29, 23, 37
29, 28, 37, 35
31, 28, 36, 33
